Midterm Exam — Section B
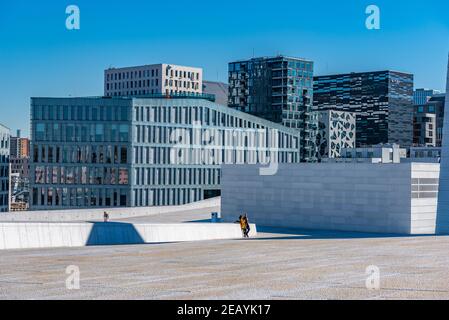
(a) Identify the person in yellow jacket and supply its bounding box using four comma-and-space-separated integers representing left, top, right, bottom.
237, 215, 246, 238
243, 214, 250, 238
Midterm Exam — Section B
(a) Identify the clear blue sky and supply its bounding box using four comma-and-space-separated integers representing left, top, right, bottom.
1, 0, 448, 136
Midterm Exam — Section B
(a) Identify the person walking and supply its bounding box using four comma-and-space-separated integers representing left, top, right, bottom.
243, 214, 250, 238
239, 215, 246, 238
103, 211, 109, 222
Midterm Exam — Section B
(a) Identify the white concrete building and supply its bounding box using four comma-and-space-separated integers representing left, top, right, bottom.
104, 64, 203, 97
316, 110, 356, 160
436, 56, 449, 234
221, 163, 440, 234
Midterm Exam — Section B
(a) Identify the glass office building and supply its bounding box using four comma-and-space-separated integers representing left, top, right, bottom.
414, 88, 441, 105
30, 96, 302, 210
228, 56, 317, 162
314, 71, 414, 148
413, 94, 446, 147
0, 124, 10, 212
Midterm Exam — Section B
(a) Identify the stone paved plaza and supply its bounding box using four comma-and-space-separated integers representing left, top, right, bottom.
1, 227, 449, 300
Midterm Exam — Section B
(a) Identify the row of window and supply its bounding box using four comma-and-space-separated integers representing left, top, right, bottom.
133, 105, 295, 134
229, 60, 313, 73
106, 79, 160, 91
134, 124, 293, 147
107, 68, 159, 81
165, 79, 200, 90
32, 104, 129, 122
33, 145, 128, 165
133, 167, 220, 187
165, 68, 200, 81
34, 123, 130, 143
133, 145, 297, 166
107, 90, 157, 97
34, 166, 129, 186
32, 187, 128, 207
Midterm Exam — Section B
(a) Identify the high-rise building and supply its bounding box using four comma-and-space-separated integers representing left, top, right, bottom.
10, 130, 19, 159
413, 94, 445, 147
436, 55, 449, 234
228, 55, 316, 162
314, 71, 414, 147
413, 93, 445, 147
19, 137, 30, 158
414, 88, 441, 105
203, 81, 228, 106
104, 64, 203, 97
315, 110, 356, 160
10, 130, 30, 158
0, 124, 10, 212
30, 95, 302, 210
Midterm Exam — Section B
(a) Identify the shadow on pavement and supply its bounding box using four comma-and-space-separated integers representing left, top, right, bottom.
86, 222, 145, 246
252, 226, 439, 241
185, 219, 212, 223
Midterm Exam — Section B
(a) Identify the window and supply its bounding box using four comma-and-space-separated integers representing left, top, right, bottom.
121, 147, 128, 164
119, 168, 129, 185
119, 125, 129, 142
36, 123, 45, 141
95, 124, 104, 142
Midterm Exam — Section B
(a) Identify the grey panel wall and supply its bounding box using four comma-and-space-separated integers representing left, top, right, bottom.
221, 163, 439, 234
436, 56, 449, 234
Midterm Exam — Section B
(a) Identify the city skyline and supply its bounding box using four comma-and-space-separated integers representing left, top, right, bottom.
1, 0, 449, 136
2, 1, 449, 303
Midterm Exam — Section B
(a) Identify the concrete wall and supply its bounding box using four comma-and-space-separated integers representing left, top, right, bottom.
0, 222, 257, 250
221, 163, 439, 234
0, 197, 220, 222
436, 56, 449, 234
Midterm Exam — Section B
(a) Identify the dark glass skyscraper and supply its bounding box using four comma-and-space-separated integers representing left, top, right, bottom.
228, 56, 317, 162
314, 71, 414, 147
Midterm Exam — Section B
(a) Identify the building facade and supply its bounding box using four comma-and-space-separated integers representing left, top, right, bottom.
10, 130, 30, 158
228, 56, 317, 162
30, 96, 302, 210
316, 110, 356, 160
414, 88, 441, 105
9, 130, 31, 211
104, 64, 203, 97
314, 71, 414, 148
0, 124, 10, 212
413, 94, 445, 147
